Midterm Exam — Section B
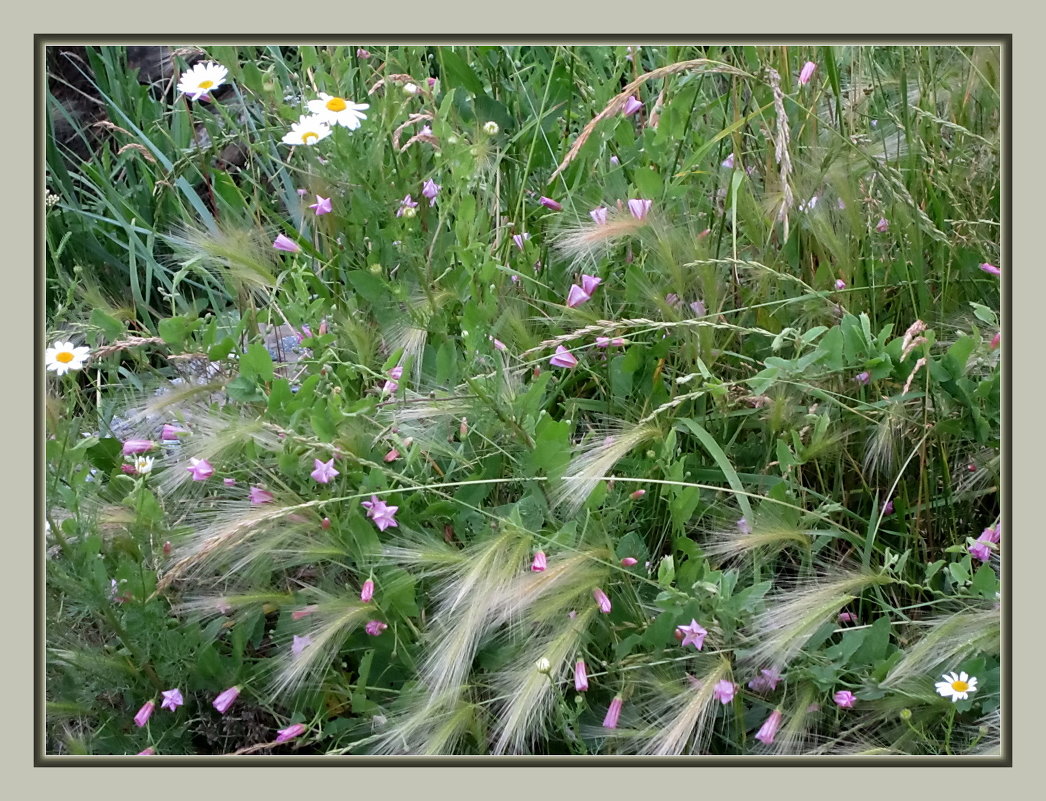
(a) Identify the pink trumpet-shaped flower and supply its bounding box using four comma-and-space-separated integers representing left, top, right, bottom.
134, 700, 156, 728
357, 48, 371, 59
276, 723, 307, 743
566, 284, 592, 308
620, 557, 638, 567
990, 331, 1000, 350
627, 198, 652, 220
978, 262, 1001, 276
512, 232, 530, 251
292, 635, 312, 656
161, 425, 187, 441
137, 747, 156, 755
580, 274, 602, 295
539, 196, 562, 211
629, 489, 646, 499
396, 194, 419, 217
361, 495, 399, 532
721, 152, 735, 169
490, 336, 507, 352
574, 660, 589, 692
273, 234, 301, 252
596, 337, 628, 348
589, 206, 608, 225
223, 477, 237, 486
292, 605, 318, 621
186, 457, 214, 481
677, 619, 708, 650
249, 486, 274, 505
310, 457, 340, 484
212, 686, 241, 715
361, 579, 375, 602
422, 179, 441, 206
603, 696, 624, 728
384, 448, 400, 462
531, 550, 547, 572
550, 346, 578, 369
122, 439, 154, 456
365, 620, 388, 636
748, 667, 783, 693
309, 195, 333, 215
737, 517, 752, 535
833, 690, 857, 708
160, 688, 184, 712
798, 61, 817, 85
754, 708, 784, 744
621, 96, 643, 116
593, 588, 612, 614
838, 612, 859, 624
835, 279, 847, 290
712, 680, 737, 704
548, 345, 581, 370
854, 371, 870, 385
875, 217, 889, 233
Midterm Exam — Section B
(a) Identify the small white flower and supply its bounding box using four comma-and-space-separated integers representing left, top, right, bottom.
535, 657, 551, 674
176, 61, 229, 101
935, 671, 978, 703
134, 456, 154, 475
45, 340, 90, 375
482, 120, 500, 135
282, 114, 333, 146
307, 93, 369, 130
402, 83, 420, 96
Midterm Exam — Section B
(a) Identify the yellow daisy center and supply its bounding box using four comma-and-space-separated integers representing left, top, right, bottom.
325, 97, 348, 112
950, 680, 969, 692
198, 80, 214, 90
302, 131, 319, 144
56, 351, 74, 363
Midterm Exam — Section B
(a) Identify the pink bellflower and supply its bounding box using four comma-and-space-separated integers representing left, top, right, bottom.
273, 233, 301, 253
798, 61, 817, 85
531, 550, 547, 572
627, 198, 652, 220
212, 686, 241, 715
979, 262, 1001, 276
365, 620, 388, 636
292, 635, 312, 656
712, 680, 737, 705
309, 195, 333, 215
249, 486, 274, 505
593, 588, 612, 614
396, 195, 419, 217
186, 457, 214, 481
361, 579, 375, 602
603, 696, 624, 728
361, 495, 399, 532
747, 667, 783, 693
160, 688, 184, 712
310, 457, 340, 484
122, 438, 154, 456
833, 690, 857, 709
421, 179, 441, 206
134, 700, 156, 728
276, 723, 307, 743
754, 708, 784, 745
589, 206, 609, 225
574, 660, 589, 692
621, 96, 643, 116
550, 346, 578, 369
539, 196, 562, 211
677, 619, 708, 650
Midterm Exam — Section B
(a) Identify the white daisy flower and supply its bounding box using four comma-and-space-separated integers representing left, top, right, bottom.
306, 93, 369, 130
281, 114, 333, 146
935, 671, 978, 703
176, 61, 229, 101
134, 456, 154, 475
45, 340, 90, 375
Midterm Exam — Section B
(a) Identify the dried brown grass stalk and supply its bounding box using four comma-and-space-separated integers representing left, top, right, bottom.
393, 113, 439, 152
88, 336, 165, 361
549, 59, 753, 182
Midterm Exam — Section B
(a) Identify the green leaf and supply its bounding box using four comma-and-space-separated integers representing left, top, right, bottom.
226, 375, 265, 402
851, 615, 892, 664
90, 308, 125, 340
440, 48, 486, 96
674, 418, 753, 520
158, 315, 194, 347
969, 563, 999, 598
240, 343, 274, 383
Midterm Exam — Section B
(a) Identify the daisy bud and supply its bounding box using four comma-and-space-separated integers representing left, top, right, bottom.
535, 657, 552, 674
482, 121, 500, 135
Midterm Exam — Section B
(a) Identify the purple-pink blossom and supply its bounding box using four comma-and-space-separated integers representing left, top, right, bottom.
292, 635, 312, 656
550, 346, 578, 369
273, 234, 301, 253
603, 696, 624, 728
249, 486, 274, 505
292, 605, 318, 621
490, 336, 507, 352
627, 198, 652, 220
309, 195, 333, 215
186, 457, 214, 481
361, 495, 399, 532
134, 700, 156, 728
712, 680, 737, 704
621, 96, 643, 116
365, 620, 388, 636
722, 152, 735, 169
531, 550, 547, 572
677, 619, 708, 650
969, 525, 1000, 563
596, 336, 627, 348
833, 690, 857, 708
798, 61, 817, 85
275, 723, 307, 743
737, 517, 752, 535
747, 667, 782, 693
160, 688, 184, 712
512, 232, 531, 251
754, 708, 784, 745
593, 588, 612, 614
421, 179, 440, 206
357, 49, 371, 59
574, 660, 589, 692
620, 557, 638, 567
161, 425, 186, 441
396, 194, 419, 217
212, 686, 241, 715
875, 218, 889, 233
539, 196, 562, 211
310, 457, 340, 484
122, 438, 154, 456
835, 279, 847, 290
629, 489, 646, 499
978, 262, 1001, 276
589, 206, 608, 225
854, 371, 870, 385
361, 579, 375, 603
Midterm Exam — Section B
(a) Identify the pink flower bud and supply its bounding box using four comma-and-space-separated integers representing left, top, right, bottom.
212, 686, 240, 715
603, 696, 623, 728
621, 96, 643, 116
134, 700, 156, 728
798, 61, 817, 85
620, 557, 638, 567
593, 588, 611, 614
273, 234, 301, 253
276, 723, 307, 743
630, 489, 646, 500
361, 579, 375, 602
574, 660, 589, 692
539, 196, 562, 211
365, 620, 388, 636
531, 551, 547, 572
754, 708, 784, 744
833, 690, 857, 708
122, 438, 154, 456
